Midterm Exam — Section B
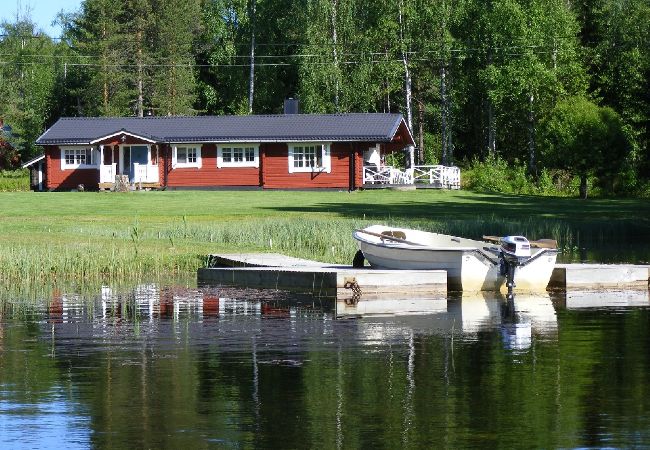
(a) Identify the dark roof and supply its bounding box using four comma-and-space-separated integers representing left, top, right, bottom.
36, 113, 411, 145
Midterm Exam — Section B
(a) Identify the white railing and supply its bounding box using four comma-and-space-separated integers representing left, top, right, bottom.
133, 163, 159, 184
363, 164, 460, 189
363, 165, 414, 184
413, 165, 461, 189
100, 163, 117, 183
363, 165, 393, 184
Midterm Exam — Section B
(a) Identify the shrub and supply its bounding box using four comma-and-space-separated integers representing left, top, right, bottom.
463, 154, 578, 197
0, 169, 30, 191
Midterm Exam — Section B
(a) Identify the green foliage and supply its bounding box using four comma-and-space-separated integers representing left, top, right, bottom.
463, 153, 579, 197
0, 0, 647, 191
541, 97, 632, 198
0, 169, 29, 191
0, 19, 59, 159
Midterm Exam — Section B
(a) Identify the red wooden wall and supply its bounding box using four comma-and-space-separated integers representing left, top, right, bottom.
262, 142, 365, 189
44, 141, 368, 190
163, 144, 261, 188
45, 146, 99, 190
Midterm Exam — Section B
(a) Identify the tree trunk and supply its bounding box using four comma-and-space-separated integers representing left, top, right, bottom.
528, 92, 537, 176
579, 174, 588, 199
441, 63, 448, 165
331, 0, 340, 111
399, 0, 414, 169
248, 0, 256, 114
136, 30, 144, 118
486, 50, 495, 156
418, 99, 424, 164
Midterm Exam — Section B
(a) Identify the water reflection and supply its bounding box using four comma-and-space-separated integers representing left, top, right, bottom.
563, 289, 650, 309
0, 283, 649, 448
500, 293, 558, 351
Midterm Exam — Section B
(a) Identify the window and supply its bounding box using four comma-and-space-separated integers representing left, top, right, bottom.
288, 143, 331, 173
60, 147, 97, 170
173, 145, 201, 168
217, 144, 259, 168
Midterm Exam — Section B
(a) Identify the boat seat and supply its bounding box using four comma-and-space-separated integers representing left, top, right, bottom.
381, 230, 406, 240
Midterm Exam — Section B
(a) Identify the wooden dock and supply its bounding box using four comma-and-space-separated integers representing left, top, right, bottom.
198, 253, 650, 300
198, 253, 447, 301
549, 264, 649, 290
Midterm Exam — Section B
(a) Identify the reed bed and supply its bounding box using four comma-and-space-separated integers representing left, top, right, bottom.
1, 214, 646, 284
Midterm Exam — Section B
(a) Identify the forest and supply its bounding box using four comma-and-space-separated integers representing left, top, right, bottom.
0, 0, 648, 197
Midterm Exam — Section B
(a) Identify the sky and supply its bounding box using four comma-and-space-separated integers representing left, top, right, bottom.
1, 0, 83, 37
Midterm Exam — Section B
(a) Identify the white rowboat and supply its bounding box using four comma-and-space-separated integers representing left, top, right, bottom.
353, 225, 558, 292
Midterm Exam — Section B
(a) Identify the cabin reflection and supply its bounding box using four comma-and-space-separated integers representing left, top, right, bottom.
48, 283, 323, 327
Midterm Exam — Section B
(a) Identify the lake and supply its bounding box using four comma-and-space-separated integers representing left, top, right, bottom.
1, 282, 649, 449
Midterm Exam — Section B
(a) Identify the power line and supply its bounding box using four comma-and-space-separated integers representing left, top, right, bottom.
0, 49, 566, 70
0, 41, 584, 65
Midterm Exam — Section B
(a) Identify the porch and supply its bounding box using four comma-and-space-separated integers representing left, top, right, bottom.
362, 165, 461, 189
98, 144, 160, 190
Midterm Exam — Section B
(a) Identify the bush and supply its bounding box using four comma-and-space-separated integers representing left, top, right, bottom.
463, 154, 579, 197
0, 169, 30, 192
0, 139, 20, 170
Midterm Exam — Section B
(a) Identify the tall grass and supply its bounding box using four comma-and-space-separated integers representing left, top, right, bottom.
0, 190, 647, 285
0, 169, 29, 191
1, 214, 644, 284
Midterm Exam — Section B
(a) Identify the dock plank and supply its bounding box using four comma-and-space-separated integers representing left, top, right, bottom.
550, 264, 650, 290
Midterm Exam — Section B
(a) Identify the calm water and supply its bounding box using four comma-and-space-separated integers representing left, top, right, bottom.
1, 283, 649, 449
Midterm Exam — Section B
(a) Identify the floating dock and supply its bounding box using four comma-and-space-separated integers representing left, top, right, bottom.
198, 254, 650, 317
198, 253, 447, 300
198, 254, 650, 300
549, 263, 649, 290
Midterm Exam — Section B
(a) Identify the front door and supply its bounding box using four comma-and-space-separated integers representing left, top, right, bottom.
130, 146, 148, 181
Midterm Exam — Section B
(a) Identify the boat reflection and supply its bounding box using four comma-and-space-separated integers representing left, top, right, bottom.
499, 293, 558, 351
339, 292, 558, 352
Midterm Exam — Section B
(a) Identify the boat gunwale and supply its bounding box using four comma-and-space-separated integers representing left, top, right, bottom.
353, 229, 559, 268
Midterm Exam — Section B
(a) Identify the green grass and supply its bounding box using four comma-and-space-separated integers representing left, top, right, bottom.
0, 189, 648, 283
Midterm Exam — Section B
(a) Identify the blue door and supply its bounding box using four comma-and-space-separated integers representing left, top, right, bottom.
130, 146, 148, 181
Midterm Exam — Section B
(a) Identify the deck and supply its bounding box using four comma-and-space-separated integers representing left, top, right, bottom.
362, 164, 461, 189
198, 253, 447, 300
198, 254, 650, 317
201, 254, 650, 293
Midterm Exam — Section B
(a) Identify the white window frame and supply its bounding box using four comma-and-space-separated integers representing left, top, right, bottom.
217, 144, 259, 168
172, 144, 202, 169
60, 146, 99, 170
288, 142, 331, 173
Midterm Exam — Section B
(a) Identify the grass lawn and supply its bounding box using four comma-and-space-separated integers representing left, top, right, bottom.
1, 189, 648, 283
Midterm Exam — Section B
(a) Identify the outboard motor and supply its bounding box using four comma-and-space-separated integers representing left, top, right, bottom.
499, 236, 532, 297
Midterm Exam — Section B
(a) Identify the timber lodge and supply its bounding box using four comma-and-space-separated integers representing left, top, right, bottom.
29, 110, 460, 191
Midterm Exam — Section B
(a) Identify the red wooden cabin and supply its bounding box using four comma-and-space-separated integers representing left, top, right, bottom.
34, 113, 413, 191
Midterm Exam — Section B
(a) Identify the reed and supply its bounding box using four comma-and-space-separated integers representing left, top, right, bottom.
1, 215, 645, 284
